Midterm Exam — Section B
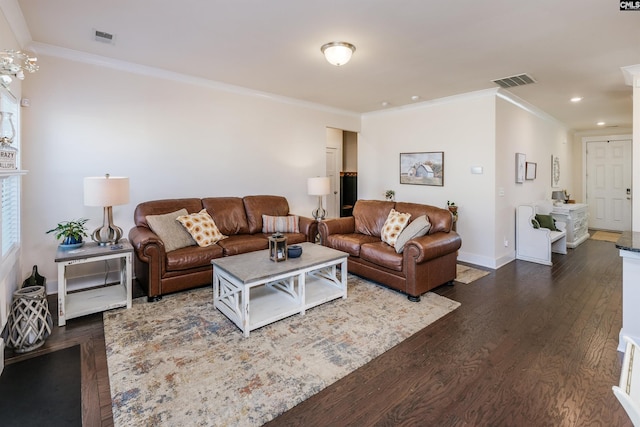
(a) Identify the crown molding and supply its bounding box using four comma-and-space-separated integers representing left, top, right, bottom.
0, 0, 32, 48
621, 64, 640, 87
28, 42, 360, 118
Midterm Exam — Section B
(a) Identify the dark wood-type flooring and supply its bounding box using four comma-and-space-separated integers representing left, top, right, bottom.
4, 236, 632, 426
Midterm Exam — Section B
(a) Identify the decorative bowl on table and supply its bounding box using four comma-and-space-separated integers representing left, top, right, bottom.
287, 245, 303, 258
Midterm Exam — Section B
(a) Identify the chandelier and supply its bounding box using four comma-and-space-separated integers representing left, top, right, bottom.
1, 49, 39, 86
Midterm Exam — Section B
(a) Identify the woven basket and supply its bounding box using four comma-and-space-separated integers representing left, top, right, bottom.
2, 285, 52, 353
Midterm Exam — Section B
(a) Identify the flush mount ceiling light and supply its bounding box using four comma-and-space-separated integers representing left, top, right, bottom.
570, 97, 583, 102
321, 42, 356, 66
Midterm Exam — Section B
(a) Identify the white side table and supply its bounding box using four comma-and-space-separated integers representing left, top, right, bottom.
55, 240, 133, 326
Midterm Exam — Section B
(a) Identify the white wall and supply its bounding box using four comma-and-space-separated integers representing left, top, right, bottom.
361, 90, 497, 267
20, 53, 360, 292
495, 95, 571, 267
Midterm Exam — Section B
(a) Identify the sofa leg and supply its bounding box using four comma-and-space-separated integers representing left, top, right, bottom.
408, 295, 421, 302
147, 295, 163, 303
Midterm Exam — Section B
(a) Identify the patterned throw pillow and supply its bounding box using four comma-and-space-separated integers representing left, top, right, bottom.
262, 215, 299, 233
381, 209, 412, 248
176, 209, 227, 247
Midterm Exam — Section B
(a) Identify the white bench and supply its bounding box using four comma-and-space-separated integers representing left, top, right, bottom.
516, 204, 567, 266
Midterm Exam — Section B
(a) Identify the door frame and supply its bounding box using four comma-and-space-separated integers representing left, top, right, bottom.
582, 134, 632, 230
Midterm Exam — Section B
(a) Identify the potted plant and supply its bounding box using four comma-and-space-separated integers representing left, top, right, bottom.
46, 218, 89, 247
385, 190, 395, 201
447, 201, 458, 215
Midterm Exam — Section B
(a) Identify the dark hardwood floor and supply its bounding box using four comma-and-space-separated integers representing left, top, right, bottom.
4, 236, 632, 426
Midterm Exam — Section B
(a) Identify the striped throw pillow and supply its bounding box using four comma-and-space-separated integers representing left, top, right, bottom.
262, 215, 299, 233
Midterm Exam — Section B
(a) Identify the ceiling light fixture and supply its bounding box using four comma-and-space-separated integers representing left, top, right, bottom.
0, 50, 38, 87
411, 95, 420, 101
570, 97, 583, 102
597, 121, 606, 126
321, 42, 355, 66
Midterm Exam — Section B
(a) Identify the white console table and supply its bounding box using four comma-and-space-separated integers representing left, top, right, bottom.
616, 232, 640, 352
551, 203, 590, 248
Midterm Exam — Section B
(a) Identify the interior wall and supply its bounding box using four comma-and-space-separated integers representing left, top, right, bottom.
20, 54, 360, 292
495, 95, 571, 267
360, 90, 497, 267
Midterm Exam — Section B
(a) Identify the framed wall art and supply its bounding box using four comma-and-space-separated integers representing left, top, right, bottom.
525, 162, 537, 180
515, 153, 526, 183
400, 152, 444, 186
551, 155, 560, 187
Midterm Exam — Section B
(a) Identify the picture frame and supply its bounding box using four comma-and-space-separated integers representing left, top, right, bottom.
525, 162, 537, 180
400, 152, 444, 186
551, 155, 560, 187
515, 153, 526, 183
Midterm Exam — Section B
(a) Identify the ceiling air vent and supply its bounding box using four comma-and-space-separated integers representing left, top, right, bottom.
94, 30, 115, 44
492, 73, 536, 89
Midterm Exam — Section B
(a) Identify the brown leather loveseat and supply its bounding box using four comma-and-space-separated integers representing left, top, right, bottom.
129, 195, 315, 301
318, 199, 461, 301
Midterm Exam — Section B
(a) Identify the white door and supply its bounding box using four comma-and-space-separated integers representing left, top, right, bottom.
325, 147, 339, 218
586, 139, 632, 231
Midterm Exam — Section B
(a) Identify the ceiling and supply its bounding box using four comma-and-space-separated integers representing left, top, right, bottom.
10, 0, 640, 132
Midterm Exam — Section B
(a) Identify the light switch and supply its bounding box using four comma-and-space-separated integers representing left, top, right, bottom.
471, 166, 483, 174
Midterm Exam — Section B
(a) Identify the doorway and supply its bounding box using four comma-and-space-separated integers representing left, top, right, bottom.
584, 136, 632, 231
326, 128, 358, 219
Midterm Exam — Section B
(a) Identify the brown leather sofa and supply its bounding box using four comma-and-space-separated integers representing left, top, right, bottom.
318, 199, 461, 301
129, 195, 316, 301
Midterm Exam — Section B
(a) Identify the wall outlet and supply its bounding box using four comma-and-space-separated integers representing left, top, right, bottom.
504, 238, 509, 247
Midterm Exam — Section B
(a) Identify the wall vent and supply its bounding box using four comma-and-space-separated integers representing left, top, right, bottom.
492, 73, 536, 88
94, 30, 115, 44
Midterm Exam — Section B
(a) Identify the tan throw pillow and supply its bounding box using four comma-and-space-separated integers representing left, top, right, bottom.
381, 209, 411, 248
146, 209, 197, 252
262, 215, 300, 233
395, 215, 431, 253
177, 209, 228, 247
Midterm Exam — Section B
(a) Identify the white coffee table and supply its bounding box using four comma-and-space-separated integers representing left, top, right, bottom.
212, 242, 348, 337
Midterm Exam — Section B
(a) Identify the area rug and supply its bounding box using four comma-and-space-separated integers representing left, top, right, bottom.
456, 263, 490, 284
103, 275, 460, 426
590, 230, 621, 243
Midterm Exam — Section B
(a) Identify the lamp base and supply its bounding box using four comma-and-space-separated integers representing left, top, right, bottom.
92, 206, 123, 246
312, 196, 327, 221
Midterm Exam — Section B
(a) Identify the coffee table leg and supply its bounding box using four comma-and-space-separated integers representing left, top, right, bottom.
242, 286, 250, 337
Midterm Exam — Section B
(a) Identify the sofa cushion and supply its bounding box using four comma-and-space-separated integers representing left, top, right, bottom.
394, 202, 452, 234
360, 241, 404, 271
353, 200, 395, 237
134, 198, 203, 228
244, 195, 291, 234
381, 209, 411, 248
260, 232, 307, 245
177, 209, 227, 247
202, 197, 250, 236
145, 209, 197, 252
325, 233, 380, 257
262, 215, 300, 233
216, 234, 269, 256
165, 245, 224, 272
395, 215, 431, 253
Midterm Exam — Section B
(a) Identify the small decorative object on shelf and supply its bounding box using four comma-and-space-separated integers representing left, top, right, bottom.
385, 190, 395, 201
46, 218, 89, 248
269, 232, 288, 262
0, 111, 17, 170
287, 245, 303, 258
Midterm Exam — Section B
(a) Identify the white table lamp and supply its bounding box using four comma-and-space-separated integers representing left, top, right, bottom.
84, 174, 130, 245
308, 177, 330, 220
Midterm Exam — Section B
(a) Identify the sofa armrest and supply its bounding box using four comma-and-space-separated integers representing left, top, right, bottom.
404, 232, 462, 263
128, 226, 166, 263
298, 216, 317, 242
318, 217, 356, 243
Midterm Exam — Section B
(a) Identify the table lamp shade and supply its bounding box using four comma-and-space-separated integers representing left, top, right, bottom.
307, 177, 330, 196
84, 176, 130, 207
552, 191, 565, 201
